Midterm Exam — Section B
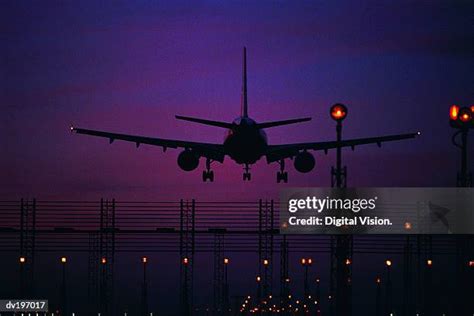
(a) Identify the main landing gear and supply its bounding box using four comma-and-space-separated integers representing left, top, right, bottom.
243, 164, 251, 181
202, 158, 214, 182
277, 159, 288, 183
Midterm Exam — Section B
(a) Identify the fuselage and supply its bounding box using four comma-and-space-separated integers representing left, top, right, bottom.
223, 116, 268, 164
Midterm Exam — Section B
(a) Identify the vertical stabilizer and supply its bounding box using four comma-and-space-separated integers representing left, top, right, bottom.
241, 47, 248, 117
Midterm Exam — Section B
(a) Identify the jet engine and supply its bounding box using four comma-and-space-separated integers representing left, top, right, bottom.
294, 151, 315, 173
177, 150, 199, 171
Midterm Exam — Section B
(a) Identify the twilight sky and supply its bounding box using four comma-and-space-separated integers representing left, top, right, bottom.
1, 0, 473, 200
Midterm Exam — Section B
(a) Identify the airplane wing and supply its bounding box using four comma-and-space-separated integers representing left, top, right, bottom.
265, 132, 420, 163
71, 127, 225, 162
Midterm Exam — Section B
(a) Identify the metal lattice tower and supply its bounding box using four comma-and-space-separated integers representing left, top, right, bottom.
213, 230, 226, 315
99, 199, 115, 315
258, 199, 274, 303
180, 199, 195, 316
19, 198, 36, 298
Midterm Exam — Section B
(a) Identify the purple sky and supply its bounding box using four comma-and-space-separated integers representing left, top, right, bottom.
2, 1, 473, 200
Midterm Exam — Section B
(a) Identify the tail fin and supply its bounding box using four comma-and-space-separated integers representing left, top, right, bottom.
241, 47, 248, 117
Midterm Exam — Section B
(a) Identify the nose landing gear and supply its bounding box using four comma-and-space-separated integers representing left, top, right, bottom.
277, 159, 288, 183
243, 164, 251, 181
202, 158, 214, 182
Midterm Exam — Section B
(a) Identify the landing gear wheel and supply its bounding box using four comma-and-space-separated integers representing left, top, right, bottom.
202, 159, 214, 182
202, 170, 214, 182
277, 171, 288, 183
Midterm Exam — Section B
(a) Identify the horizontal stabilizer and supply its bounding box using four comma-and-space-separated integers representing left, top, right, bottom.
257, 117, 311, 129
175, 115, 233, 129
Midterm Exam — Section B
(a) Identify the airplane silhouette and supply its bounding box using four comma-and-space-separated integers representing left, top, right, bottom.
71, 47, 420, 183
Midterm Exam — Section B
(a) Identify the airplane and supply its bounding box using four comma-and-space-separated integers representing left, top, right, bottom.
71, 47, 420, 183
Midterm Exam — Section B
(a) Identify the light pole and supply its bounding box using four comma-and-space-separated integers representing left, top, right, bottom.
449, 104, 473, 315
223, 258, 230, 315
60, 257, 67, 315
424, 259, 433, 315
375, 277, 381, 316
329, 103, 352, 316
182, 257, 190, 316
100, 257, 107, 315
256, 275, 262, 316
141, 257, 148, 316
300, 258, 312, 301
385, 260, 392, 315
19, 256, 26, 298
262, 259, 269, 304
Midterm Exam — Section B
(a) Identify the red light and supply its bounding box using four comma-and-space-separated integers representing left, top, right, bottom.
183, 257, 189, 265
450, 105, 459, 120
468, 260, 474, 267
330, 104, 348, 121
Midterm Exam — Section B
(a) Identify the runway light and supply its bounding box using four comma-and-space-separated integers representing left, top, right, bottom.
101, 257, 107, 264
301, 258, 306, 265
450, 105, 459, 120
19, 256, 26, 263
345, 258, 351, 265
427, 259, 433, 266
468, 260, 474, 267
61, 257, 67, 263
330, 103, 348, 121
404, 222, 412, 230
385, 259, 392, 267
183, 257, 189, 265
142, 257, 147, 264
224, 258, 230, 265
376, 277, 381, 284
263, 259, 269, 266
316, 278, 320, 283
256, 276, 261, 282
307, 258, 313, 265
